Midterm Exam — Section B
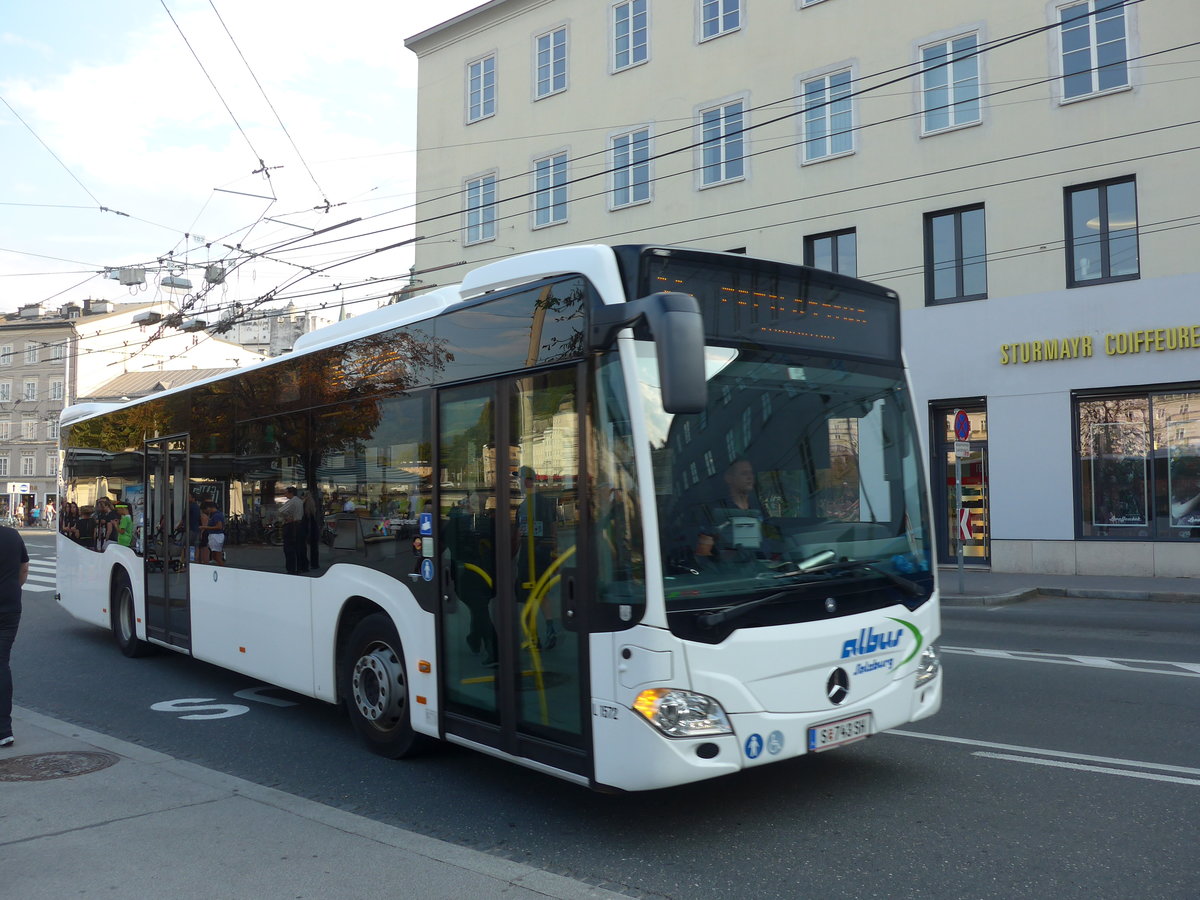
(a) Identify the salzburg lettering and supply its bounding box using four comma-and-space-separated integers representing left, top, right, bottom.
841, 626, 902, 659
1000, 324, 1200, 365
853, 659, 895, 674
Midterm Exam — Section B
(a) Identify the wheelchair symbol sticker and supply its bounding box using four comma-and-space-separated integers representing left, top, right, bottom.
767, 730, 784, 755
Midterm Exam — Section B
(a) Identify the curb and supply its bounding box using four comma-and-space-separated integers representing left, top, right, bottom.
942, 587, 1200, 606
941, 588, 1039, 607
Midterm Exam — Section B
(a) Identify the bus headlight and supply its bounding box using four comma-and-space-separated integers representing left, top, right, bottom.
914, 645, 940, 687
633, 689, 732, 738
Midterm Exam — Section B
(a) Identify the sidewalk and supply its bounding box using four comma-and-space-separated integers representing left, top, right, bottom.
939, 566, 1200, 606
1, 707, 625, 900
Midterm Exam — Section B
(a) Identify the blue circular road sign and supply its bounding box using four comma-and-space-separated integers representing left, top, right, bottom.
954, 410, 971, 441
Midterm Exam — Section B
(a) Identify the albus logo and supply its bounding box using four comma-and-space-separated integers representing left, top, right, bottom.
840, 625, 903, 659
839, 618, 925, 666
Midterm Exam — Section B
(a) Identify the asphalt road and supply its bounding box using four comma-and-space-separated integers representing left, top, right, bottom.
12, 532, 1200, 899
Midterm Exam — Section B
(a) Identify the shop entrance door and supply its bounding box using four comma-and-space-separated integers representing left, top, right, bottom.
933, 405, 990, 566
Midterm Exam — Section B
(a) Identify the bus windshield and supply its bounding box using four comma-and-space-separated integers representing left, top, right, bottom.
637, 342, 934, 636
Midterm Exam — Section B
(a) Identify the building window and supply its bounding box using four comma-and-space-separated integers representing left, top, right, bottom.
700, 99, 745, 186
924, 204, 987, 304
701, 0, 740, 40
20, 454, 34, 477
48, 419, 59, 442
0, 383, 9, 402
612, 127, 651, 207
24, 343, 38, 365
802, 70, 853, 161
1077, 390, 1200, 541
1059, 0, 1129, 100
613, 0, 648, 71
23, 381, 36, 401
921, 34, 981, 133
535, 27, 567, 99
467, 55, 496, 123
533, 153, 568, 227
0, 457, 8, 477
0, 419, 9, 440
1065, 177, 1138, 287
464, 174, 497, 245
0, 345, 12, 367
51, 380, 63, 401
47, 453, 57, 477
804, 228, 857, 276
22, 419, 36, 440
50, 342, 65, 361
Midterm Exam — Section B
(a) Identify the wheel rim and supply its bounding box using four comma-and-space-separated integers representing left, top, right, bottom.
351, 641, 405, 730
118, 587, 134, 644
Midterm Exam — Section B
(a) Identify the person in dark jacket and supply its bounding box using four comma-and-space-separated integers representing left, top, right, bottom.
0, 523, 30, 747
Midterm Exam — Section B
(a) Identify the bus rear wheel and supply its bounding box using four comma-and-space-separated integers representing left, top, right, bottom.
112, 570, 150, 658
342, 613, 427, 758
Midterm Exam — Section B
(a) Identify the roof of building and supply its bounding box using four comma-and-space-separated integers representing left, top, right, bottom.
79, 368, 234, 402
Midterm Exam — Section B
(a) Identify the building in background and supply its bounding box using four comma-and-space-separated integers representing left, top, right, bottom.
405, 0, 1200, 577
0, 297, 265, 519
228, 302, 336, 357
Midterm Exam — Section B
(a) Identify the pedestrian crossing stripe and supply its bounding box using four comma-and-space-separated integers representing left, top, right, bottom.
23, 558, 56, 592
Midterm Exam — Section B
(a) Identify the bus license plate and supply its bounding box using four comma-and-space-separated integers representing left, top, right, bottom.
808, 712, 872, 752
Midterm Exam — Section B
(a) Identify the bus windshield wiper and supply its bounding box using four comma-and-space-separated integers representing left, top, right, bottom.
697, 588, 806, 628
794, 557, 925, 598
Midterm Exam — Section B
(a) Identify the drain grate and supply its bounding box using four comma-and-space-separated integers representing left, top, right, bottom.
0, 751, 120, 782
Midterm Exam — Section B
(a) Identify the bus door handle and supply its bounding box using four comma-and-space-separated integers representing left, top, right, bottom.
563, 568, 577, 631
440, 563, 456, 610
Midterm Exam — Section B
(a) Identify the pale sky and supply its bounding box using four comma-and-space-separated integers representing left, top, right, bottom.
0, 0, 482, 323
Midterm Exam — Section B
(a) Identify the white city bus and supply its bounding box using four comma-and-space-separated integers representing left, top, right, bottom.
57, 244, 941, 791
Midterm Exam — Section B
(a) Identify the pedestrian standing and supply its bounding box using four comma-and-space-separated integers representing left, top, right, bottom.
279, 486, 306, 574
0, 522, 30, 747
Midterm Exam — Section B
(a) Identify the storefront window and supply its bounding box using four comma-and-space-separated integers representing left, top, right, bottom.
1077, 390, 1200, 540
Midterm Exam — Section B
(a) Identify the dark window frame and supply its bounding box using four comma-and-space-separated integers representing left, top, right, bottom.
803, 227, 857, 276
1072, 382, 1200, 542
923, 203, 987, 305
1064, 175, 1139, 288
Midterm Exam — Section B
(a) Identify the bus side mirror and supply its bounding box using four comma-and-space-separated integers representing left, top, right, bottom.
590, 292, 707, 415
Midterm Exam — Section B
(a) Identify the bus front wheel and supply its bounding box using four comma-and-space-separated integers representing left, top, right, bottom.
342, 613, 427, 758
111, 570, 150, 658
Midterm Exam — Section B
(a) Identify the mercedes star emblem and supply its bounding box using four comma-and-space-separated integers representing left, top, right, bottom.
826, 668, 850, 705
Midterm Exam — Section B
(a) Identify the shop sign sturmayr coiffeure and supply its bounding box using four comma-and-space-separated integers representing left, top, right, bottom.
999, 324, 1200, 366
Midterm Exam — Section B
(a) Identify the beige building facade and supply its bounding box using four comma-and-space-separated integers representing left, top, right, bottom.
406, 0, 1200, 576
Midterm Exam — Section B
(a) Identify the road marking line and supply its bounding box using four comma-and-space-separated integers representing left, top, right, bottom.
942, 646, 1200, 678
888, 730, 1200, 776
973, 752, 1200, 786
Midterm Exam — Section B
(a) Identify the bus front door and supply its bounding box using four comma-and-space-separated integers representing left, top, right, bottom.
438, 370, 589, 778
144, 436, 191, 649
